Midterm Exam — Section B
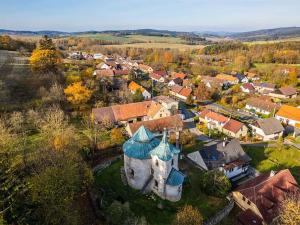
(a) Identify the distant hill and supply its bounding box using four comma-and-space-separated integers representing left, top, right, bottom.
228, 27, 300, 41
1, 27, 300, 41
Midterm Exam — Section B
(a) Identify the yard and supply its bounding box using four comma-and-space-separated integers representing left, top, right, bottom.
244, 145, 300, 183
95, 159, 228, 225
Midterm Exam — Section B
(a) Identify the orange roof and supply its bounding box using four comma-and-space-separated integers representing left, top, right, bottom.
216, 73, 238, 82
179, 87, 192, 98
147, 102, 162, 117
172, 72, 187, 80
139, 64, 152, 71
205, 110, 228, 123
112, 101, 152, 121
128, 81, 145, 93
276, 105, 300, 122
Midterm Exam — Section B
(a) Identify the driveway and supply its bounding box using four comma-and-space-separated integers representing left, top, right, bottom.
184, 118, 212, 142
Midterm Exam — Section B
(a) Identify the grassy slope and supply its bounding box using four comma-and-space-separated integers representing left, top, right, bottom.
244, 146, 300, 183
95, 160, 226, 225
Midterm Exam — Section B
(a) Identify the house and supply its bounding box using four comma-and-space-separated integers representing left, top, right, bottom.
93, 69, 115, 78
245, 97, 279, 116
128, 81, 151, 99
232, 169, 299, 225
138, 64, 153, 74
169, 85, 192, 101
216, 73, 239, 85
250, 118, 284, 141
199, 109, 248, 138
236, 74, 249, 83
150, 72, 165, 83
152, 95, 179, 113
113, 69, 129, 76
182, 79, 193, 88
200, 76, 225, 90
240, 83, 255, 93
168, 77, 183, 87
252, 82, 276, 94
194, 139, 251, 179
126, 115, 184, 136
269, 86, 297, 99
171, 72, 187, 80
93, 53, 104, 59
92, 98, 177, 125
275, 105, 300, 131
244, 72, 260, 81
222, 119, 248, 139
123, 127, 185, 202
96, 62, 111, 70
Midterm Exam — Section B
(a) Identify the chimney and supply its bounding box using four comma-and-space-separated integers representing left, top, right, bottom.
222, 138, 227, 147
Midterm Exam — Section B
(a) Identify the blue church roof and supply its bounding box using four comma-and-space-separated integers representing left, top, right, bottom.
150, 132, 180, 161
166, 168, 185, 186
123, 126, 160, 159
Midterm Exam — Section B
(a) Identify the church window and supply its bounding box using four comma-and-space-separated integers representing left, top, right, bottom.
171, 159, 174, 166
154, 180, 158, 187
156, 159, 159, 167
129, 168, 134, 177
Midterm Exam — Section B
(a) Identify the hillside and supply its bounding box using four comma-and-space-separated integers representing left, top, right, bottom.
229, 27, 300, 41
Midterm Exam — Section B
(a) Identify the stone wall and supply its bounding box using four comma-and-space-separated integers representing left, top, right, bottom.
203, 200, 234, 225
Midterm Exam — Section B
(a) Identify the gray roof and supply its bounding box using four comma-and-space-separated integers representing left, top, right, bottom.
200, 139, 251, 169
254, 118, 284, 135
92, 107, 116, 123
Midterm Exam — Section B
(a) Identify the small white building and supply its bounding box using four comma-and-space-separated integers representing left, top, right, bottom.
123, 126, 185, 202
250, 118, 284, 141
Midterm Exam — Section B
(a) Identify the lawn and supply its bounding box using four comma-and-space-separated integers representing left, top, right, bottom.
244, 145, 300, 183
95, 159, 227, 225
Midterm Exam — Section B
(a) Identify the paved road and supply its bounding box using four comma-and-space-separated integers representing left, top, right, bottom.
184, 118, 212, 142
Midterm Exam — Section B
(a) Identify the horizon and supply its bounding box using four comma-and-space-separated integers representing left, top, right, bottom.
1, 0, 299, 32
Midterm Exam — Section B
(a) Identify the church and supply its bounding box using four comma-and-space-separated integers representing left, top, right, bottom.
123, 126, 185, 202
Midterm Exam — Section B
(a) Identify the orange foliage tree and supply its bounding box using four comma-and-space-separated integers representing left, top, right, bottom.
64, 82, 92, 107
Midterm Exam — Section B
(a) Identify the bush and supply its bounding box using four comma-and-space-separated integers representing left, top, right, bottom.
106, 201, 138, 225
199, 170, 231, 197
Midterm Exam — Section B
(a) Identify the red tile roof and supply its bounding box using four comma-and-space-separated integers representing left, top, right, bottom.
235, 169, 299, 223
128, 115, 183, 134
242, 83, 255, 91
204, 110, 228, 123
172, 72, 187, 80
223, 119, 244, 134
237, 209, 264, 225
276, 105, 300, 122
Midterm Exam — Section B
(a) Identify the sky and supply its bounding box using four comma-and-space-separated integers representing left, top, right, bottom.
0, 0, 299, 32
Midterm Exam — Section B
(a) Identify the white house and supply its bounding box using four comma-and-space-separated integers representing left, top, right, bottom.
123, 127, 185, 202
245, 97, 279, 116
168, 78, 183, 87
250, 118, 284, 141
190, 139, 251, 179
240, 83, 255, 93
275, 105, 300, 127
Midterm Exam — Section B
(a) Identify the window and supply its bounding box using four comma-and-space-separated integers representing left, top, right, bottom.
137, 117, 142, 121
154, 180, 158, 187
156, 159, 159, 167
242, 196, 246, 201
160, 114, 162, 118
129, 168, 134, 178
171, 159, 174, 166
247, 200, 251, 205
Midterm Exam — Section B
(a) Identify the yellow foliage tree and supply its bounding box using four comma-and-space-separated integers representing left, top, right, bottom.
111, 128, 124, 145
64, 82, 92, 106
30, 49, 61, 73
277, 193, 300, 225
173, 205, 203, 225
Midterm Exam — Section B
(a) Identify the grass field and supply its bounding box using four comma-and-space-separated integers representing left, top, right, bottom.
79, 34, 205, 49
95, 159, 227, 225
244, 145, 300, 183
244, 37, 300, 45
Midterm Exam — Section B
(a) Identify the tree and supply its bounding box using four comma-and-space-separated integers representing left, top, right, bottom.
277, 193, 300, 225
106, 201, 138, 225
30, 36, 61, 74
132, 88, 144, 102
30, 158, 81, 225
194, 82, 212, 101
199, 170, 231, 197
64, 82, 92, 107
173, 205, 203, 225
111, 128, 124, 145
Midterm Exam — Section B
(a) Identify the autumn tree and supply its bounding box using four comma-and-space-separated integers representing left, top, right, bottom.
132, 88, 144, 102
111, 128, 124, 145
64, 82, 92, 107
277, 193, 300, 225
30, 36, 62, 74
173, 205, 203, 225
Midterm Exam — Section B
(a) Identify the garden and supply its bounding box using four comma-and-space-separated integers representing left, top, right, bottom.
94, 159, 229, 225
